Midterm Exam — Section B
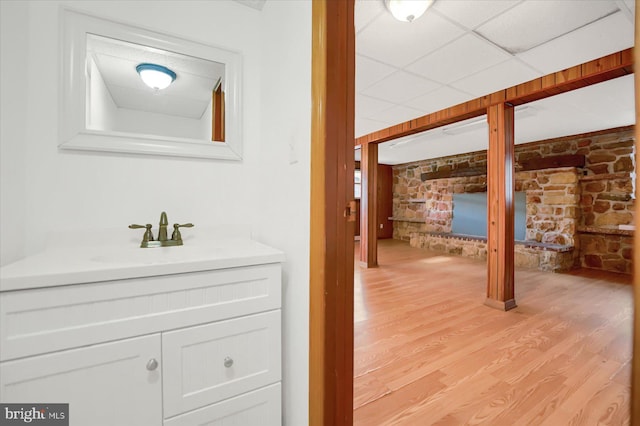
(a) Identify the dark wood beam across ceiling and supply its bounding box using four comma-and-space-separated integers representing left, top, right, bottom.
355, 48, 633, 147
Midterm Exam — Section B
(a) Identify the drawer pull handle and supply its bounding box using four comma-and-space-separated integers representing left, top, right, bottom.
146, 358, 159, 371
224, 357, 234, 368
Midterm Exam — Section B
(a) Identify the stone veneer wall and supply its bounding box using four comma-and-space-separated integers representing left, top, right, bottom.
392, 126, 635, 274
517, 168, 579, 247
410, 233, 575, 272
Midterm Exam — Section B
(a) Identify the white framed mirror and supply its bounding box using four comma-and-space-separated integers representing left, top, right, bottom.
60, 8, 243, 160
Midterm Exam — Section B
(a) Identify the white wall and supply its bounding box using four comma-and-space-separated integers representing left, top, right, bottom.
0, 1, 311, 424
0, 1, 29, 265
254, 3, 311, 425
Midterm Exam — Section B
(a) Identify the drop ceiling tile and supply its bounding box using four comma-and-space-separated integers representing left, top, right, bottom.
433, 0, 520, 30
355, 0, 385, 33
515, 79, 635, 144
378, 127, 489, 165
356, 54, 398, 91
357, 10, 465, 67
368, 104, 425, 124
407, 33, 510, 84
356, 94, 396, 118
450, 58, 541, 97
361, 71, 440, 104
476, 0, 620, 54
517, 11, 634, 74
546, 74, 635, 119
405, 86, 475, 115
356, 118, 391, 137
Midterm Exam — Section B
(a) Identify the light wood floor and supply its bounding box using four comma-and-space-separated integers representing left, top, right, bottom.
353, 239, 633, 426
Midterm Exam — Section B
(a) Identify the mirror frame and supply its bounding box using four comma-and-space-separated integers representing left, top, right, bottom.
60, 8, 243, 160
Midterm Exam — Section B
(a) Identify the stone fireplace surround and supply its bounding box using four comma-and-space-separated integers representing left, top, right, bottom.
391, 126, 635, 274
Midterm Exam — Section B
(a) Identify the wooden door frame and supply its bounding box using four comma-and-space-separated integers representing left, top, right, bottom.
632, 0, 639, 422
309, 1, 355, 425
310, 0, 639, 422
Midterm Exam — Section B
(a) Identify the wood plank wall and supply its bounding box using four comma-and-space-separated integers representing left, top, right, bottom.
631, 0, 639, 421
355, 164, 393, 239
377, 165, 394, 239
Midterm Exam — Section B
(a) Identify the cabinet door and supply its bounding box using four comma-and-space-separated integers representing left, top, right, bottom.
0, 334, 162, 426
162, 311, 281, 418
164, 383, 281, 426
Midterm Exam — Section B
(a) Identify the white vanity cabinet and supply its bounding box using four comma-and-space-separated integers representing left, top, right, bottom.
0, 334, 163, 425
0, 242, 284, 426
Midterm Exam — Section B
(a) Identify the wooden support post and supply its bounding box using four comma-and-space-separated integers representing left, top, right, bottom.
309, 0, 355, 425
360, 142, 378, 268
631, 0, 639, 421
485, 103, 516, 311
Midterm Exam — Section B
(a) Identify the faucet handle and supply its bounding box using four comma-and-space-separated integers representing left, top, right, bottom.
129, 223, 154, 242
171, 223, 194, 242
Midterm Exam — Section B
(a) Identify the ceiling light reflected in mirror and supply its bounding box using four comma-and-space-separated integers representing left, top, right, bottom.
61, 8, 243, 160
86, 33, 225, 141
136, 63, 177, 90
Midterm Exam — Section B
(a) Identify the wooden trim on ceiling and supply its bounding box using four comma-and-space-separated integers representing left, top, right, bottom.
355, 48, 633, 147
309, 0, 355, 425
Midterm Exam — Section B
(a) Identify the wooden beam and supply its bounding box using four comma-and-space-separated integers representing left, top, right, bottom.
360, 142, 378, 268
356, 48, 633, 146
421, 166, 487, 181
309, 0, 355, 425
485, 103, 516, 311
519, 154, 585, 171
419, 154, 585, 181
631, 0, 640, 421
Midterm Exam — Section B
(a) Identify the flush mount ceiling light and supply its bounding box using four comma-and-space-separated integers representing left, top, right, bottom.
384, 0, 434, 23
136, 63, 176, 90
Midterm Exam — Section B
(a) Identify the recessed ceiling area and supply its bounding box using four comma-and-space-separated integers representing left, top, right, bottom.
355, 74, 635, 165
355, 0, 636, 162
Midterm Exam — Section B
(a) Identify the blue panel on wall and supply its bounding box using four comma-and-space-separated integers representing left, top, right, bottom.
514, 192, 526, 241
451, 192, 525, 240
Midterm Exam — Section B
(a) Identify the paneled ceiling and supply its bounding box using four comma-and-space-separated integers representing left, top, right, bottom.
354, 0, 636, 164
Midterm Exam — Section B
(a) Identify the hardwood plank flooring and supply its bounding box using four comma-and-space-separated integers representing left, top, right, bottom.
353, 239, 633, 426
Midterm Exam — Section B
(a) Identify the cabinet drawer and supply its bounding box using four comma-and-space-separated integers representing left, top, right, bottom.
1, 263, 281, 361
0, 334, 162, 426
162, 310, 281, 418
164, 383, 281, 426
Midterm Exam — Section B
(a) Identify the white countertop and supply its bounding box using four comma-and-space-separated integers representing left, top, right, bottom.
1, 235, 285, 292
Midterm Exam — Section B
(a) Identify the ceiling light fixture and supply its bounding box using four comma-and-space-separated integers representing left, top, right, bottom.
442, 106, 536, 136
384, 0, 434, 23
136, 63, 176, 90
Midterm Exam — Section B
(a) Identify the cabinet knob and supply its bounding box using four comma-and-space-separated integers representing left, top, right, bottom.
146, 358, 159, 371
224, 357, 234, 368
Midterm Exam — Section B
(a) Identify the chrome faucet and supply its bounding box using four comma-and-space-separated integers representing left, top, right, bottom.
129, 211, 194, 248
